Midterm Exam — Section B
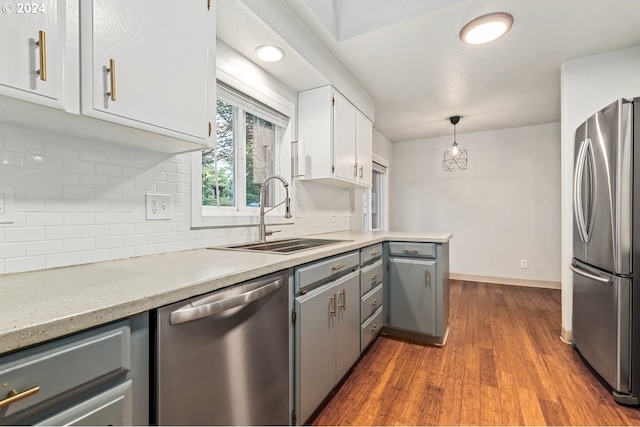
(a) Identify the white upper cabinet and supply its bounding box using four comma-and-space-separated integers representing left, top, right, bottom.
356, 110, 373, 187
81, 0, 210, 144
0, 0, 73, 111
298, 85, 373, 188
0, 0, 215, 154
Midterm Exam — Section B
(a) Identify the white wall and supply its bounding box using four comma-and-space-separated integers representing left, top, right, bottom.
560, 45, 640, 334
390, 122, 561, 285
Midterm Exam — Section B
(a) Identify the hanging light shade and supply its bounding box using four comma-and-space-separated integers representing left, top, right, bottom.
442, 115, 468, 172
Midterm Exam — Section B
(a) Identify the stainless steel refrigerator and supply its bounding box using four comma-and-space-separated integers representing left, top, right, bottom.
572, 97, 640, 405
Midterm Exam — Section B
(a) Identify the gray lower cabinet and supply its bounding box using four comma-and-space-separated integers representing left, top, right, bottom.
388, 257, 438, 335
295, 269, 360, 424
386, 241, 450, 342
0, 314, 148, 426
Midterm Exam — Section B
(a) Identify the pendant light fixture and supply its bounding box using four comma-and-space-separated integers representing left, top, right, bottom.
442, 115, 468, 172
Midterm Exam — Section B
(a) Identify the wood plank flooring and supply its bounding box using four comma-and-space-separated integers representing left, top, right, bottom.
309, 280, 640, 426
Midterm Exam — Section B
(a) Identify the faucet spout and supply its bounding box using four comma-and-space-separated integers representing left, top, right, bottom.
259, 175, 292, 243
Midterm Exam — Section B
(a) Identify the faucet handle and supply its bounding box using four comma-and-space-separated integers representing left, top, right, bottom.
266, 229, 281, 237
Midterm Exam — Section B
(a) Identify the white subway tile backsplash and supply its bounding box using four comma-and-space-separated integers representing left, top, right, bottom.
0, 243, 26, 258
95, 236, 123, 249
5, 227, 46, 243
109, 224, 135, 236
64, 213, 95, 225
46, 252, 80, 269
0, 124, 350, 275
5, 256, 46, 273
26, 213, 64, 226
63, 238, 95, 253
109, 247, 135, 260
122, 235, 146, 247
27, 240, 64, 256
47, 226, 81, 240
80, 249, 109, 264
80, 225, 110, 238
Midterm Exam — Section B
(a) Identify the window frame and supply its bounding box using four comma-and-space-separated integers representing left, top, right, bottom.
364, 154, 389, 231
191, 70, 295, 228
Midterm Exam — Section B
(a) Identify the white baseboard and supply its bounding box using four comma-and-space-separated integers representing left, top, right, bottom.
560, 327, 573, 344
449, 273, 561, 290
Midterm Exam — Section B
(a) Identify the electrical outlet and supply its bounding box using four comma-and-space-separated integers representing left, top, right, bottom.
146, 193, 172, 220
0, 186, 15, 224
520, 259, 528, 269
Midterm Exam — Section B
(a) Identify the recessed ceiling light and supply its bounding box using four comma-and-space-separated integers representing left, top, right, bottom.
255, 45, 285, 63
460, 12, 513, 45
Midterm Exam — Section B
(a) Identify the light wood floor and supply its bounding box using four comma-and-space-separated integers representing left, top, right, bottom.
309, 280, 640, 426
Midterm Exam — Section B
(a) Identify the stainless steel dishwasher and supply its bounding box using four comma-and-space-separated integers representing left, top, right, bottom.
152, 270, 290, 426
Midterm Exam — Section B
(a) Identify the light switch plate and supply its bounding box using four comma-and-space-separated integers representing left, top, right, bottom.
0, 185, 15, 224
145, 192, 172, 220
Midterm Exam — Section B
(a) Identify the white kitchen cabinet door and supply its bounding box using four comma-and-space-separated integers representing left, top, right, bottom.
356, 110, 373, 187
0, 0, 71, 110
332, 91, 357, 182
298, 85, 373, 188
81, 0, 212, 145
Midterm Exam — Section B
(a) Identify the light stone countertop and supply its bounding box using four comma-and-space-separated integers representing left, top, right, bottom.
0, 230, 452, 355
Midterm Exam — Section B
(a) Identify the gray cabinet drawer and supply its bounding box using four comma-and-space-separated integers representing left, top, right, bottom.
361, 308, 383, 351
0, 321, 130, 421
360, 244, 382, 266
361, 284, 383, 323
388, 242, 436, 258
36, 380, 133, 426
360, 260, 383, 295
295, 251, 359, 292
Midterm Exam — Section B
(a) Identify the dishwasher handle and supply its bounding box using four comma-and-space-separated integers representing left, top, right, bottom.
169, 276, 285, 325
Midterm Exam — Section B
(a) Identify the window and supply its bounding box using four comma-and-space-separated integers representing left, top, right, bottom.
363, 158, 388, 231
192, 77, 294, 228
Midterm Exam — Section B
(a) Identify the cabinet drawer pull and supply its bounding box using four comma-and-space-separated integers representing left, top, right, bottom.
371, 324, 381, 333
370, 299, 380, 307
331, 264, 345, 272
359, 165, 364, 178
370, 274, 379, 283
106, 59, 117, 101
0, 386, 40, 408
352, 164, 358, 177
36, 31, 47, 81
404, 249, 419, 255
329, 294, 336, 317
339, 289, 347, 310
370, 251, 380, 257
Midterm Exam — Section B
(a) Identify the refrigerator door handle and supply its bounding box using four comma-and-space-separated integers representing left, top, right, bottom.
573, 138, 596, 242
569, 264, 612, 285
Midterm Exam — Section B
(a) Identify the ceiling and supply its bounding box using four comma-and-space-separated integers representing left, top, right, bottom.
218, 0, 640, 142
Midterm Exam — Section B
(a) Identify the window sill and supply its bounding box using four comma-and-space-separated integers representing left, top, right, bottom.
192, 211, 295, 229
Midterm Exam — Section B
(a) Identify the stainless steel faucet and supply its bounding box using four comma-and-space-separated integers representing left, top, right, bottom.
259, 175, 292, 243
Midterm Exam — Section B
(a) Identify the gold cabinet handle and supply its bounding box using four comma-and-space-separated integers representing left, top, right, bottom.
329, 294, 336, 317
425, 269, 430, 288
371, 324, 381, 333
0, 386, 40, 408
370, 251, 380, 257
370, 274, 379, 283
339, 289, 346, 310
331, 264, 345, 272
35, 31, 47, 81
106, 59, 117, 101
404, 249, 419, 255
370, 299, 380, 307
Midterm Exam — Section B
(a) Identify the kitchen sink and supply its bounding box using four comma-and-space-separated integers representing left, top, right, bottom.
212, 238, 349, 254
